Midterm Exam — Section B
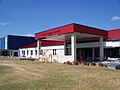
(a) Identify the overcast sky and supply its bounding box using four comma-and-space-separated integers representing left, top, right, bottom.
0, 0, 120, 37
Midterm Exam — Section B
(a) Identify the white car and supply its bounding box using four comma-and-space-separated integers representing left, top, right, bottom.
102, 58, 120, 65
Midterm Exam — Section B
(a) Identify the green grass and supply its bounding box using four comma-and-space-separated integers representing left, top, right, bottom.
0, 60, 120, 90
0, 65, 12, 74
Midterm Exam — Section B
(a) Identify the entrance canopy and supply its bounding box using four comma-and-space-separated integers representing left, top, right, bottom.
35, 23, 108, 61
35, 23, 108, 41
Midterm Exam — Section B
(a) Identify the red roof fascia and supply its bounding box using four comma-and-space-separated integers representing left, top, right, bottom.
35, 24, 74, 39
35, 23, 108, 40
21, 40, 64, 48
108, 29, 120, 40
41, 40, 64, 46
74, 24, 108, 38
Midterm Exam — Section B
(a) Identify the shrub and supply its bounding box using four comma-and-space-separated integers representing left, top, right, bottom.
84, 62, 90, 66
99, 63, 104, 67
73, 61, 79, 65
91, 62, 96, 66
66, 61, 73, 65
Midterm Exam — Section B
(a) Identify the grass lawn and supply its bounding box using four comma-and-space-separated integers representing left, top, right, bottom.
0, 60, 120, 90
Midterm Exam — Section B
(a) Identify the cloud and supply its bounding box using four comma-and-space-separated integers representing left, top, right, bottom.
0, 22, 7, 26
22, 33, 34, 37
111, 16, 120, 21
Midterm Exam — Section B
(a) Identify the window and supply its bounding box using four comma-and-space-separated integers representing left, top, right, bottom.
11, 51, 12, 56
53, 49, 54, 55
31, 50, 33, 55
53, 49, 56, 55
27, 50, 29, 55
35, 50, 37, 55
54, 49, 56, 55
14, 52, 18, 56
22, 51, 25, 56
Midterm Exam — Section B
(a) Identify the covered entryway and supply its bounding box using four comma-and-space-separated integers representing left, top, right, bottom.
77, 47, 99, 61
35, 23, 108, 62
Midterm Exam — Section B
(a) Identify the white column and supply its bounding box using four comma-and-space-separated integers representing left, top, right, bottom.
10, 51, 14, 57
25, 50, 27, 57
64, 41, 66, 55
10, 51, 12, 57
100, 37, 104, 61
12, 51, 14, 57
37, 40, 41, 59
71, 34, 77, 61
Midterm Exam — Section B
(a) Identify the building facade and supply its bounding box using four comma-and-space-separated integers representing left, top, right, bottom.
19, 23, 120, 63
0, 35, 36, 57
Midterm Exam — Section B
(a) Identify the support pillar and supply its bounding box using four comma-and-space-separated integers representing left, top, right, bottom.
37, 40, 41, 59
10, 51, 13, 57
99, 37, 104, 61
71, 34, 77, 61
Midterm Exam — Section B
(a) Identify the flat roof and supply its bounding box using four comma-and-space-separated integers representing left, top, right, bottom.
108, 29, 120, 40
35, 23, 108, 40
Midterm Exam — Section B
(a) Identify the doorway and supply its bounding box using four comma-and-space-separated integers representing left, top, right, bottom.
77, 47, 99, 61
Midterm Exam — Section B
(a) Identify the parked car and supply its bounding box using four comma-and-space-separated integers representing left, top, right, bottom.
107, 63, 120, 70
115, 64, 120, 70
101, 58, 120, 65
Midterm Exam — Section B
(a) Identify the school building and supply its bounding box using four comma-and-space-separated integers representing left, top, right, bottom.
20, 23, 120, 63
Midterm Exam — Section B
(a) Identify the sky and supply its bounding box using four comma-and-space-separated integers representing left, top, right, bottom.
0, 0, 120, 37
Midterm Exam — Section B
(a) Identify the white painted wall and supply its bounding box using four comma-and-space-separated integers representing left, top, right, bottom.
19, 48, 37, 59
19, 45, 73, 63
41, 45, 64, 50
10, 50, 19, 57
19, 40, 120, 63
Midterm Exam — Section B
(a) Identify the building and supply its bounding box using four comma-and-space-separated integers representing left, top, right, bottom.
0, 35, 36, 57
19, 40, 64, 59
20, 23, 120, 63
